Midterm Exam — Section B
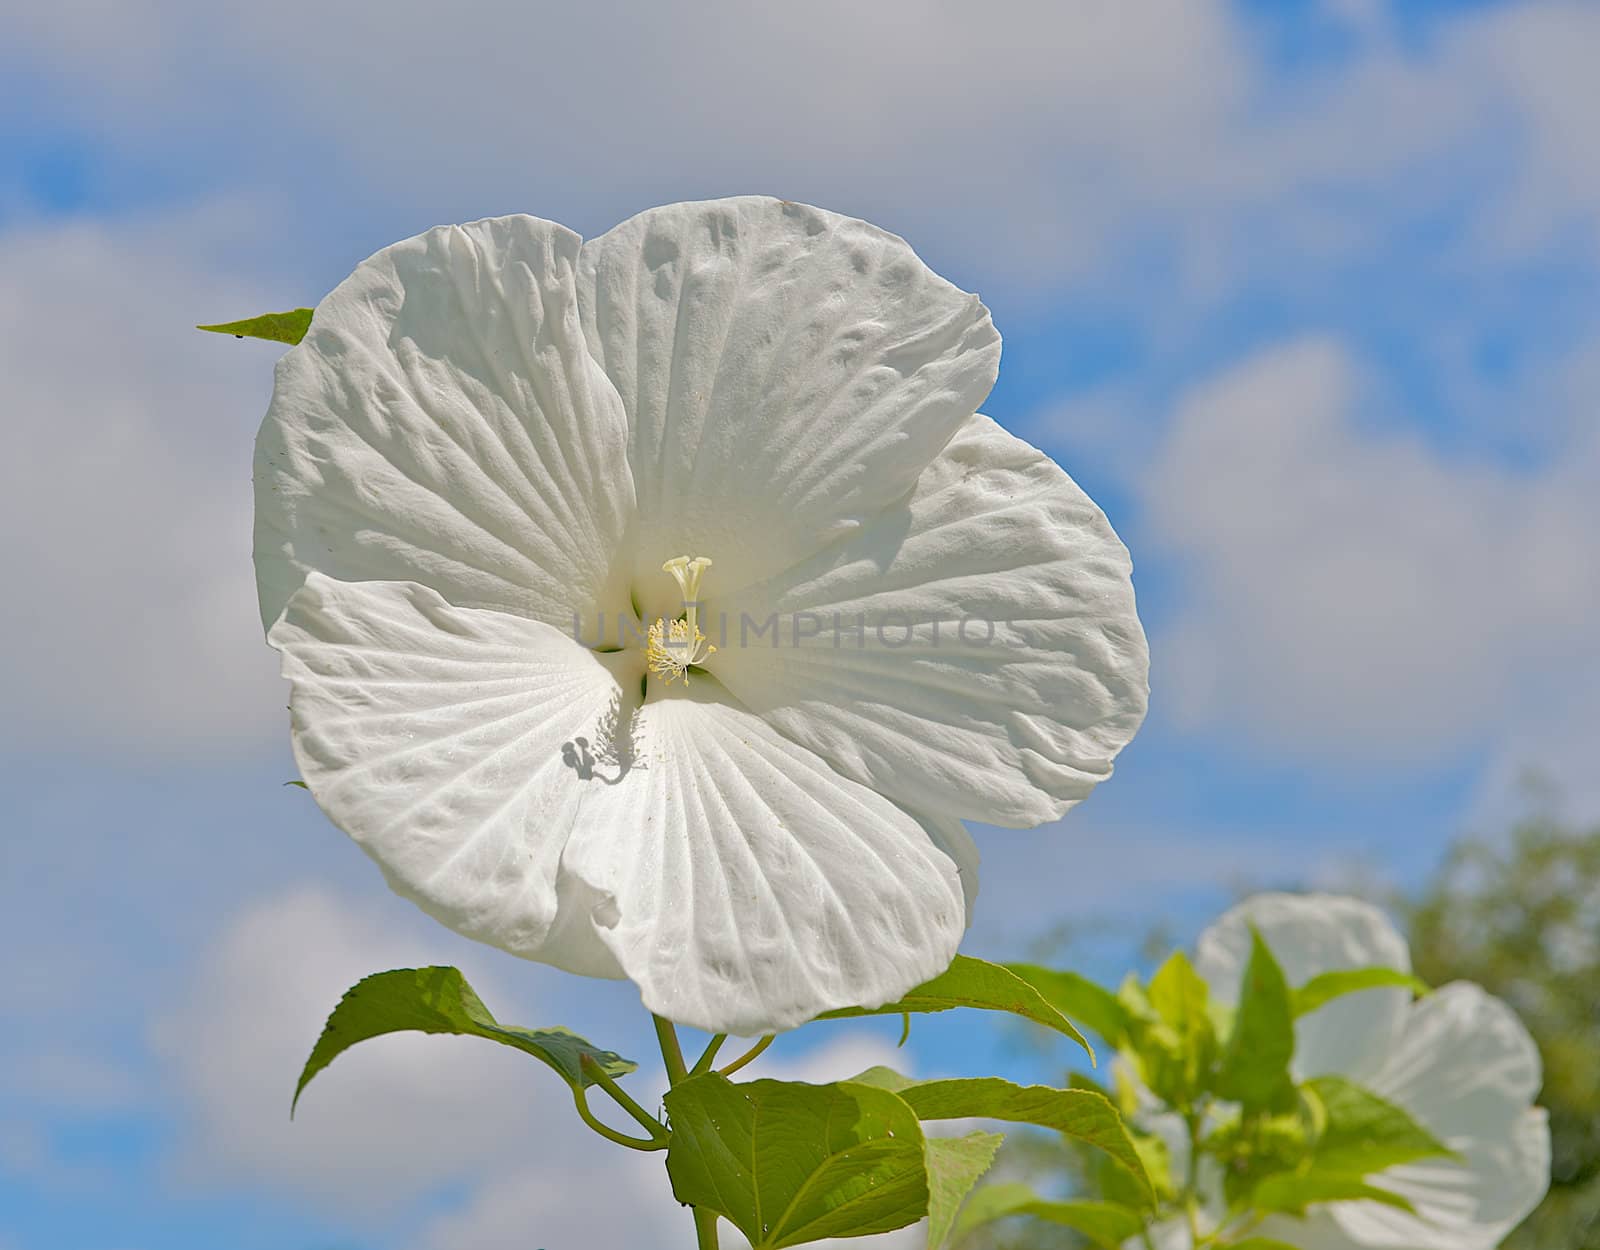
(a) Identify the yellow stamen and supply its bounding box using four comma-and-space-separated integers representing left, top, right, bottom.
646, 556, 716, 684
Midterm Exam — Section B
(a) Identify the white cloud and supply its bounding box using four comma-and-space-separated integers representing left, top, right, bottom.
1139, 335, 1600, 771
967, 819, 1329, 951
1469, 664, 1600, 828
2, 0, 1254, 287
413, 1143, 674, 1250
0, 210, 288, 758
16, 0, 1596, 293
1, 1050, 141, 1113
1460, 1, 1600, 257
156, 884, 935, 1246
152, 885, 564, 1215
3, 3, 1593, 767
740, 1032, 908, 1085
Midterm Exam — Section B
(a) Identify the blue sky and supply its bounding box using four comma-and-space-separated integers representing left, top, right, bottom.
3, 1, 1598, 1247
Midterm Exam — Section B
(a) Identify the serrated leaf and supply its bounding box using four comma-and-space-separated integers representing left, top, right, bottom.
1004, 964, 1130, 1045
852, 1069, 1153, 1205
1215, 928, 1295, 1111
664, 1074, 927, 1248
1304, 1075, 1455, 1173
1252, 1169, 1416, 1216
1064, 1072, 1175, 1204
292, 966, 635, 1114
822, 956, 1092, 1059
196, 307, 313, 344
1292, 967, 1429, 1017
925, 1131, 1004, 1249
950, 1183, 1144, 1250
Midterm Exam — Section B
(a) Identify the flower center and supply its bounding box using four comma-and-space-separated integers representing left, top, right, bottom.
645, 555, 716, 684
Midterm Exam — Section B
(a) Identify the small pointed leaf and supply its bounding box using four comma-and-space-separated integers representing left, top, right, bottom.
1292, 967, 1428, 1017
851, 1068, 1153, 1204
293, 966, 635, 1114
1253, 1169, 1416, 1216
822, 955, 1091, 1059
1148, 950, 1210, 1035
1304, 1075, 1456, 1173
1215, 928, 1295, 1111
1004, 963, 1130, 1045
925, 1131, 1004, 1249
197, 307, 313, 344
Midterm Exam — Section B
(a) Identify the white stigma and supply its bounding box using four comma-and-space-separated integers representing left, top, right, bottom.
647, 556, 716, 684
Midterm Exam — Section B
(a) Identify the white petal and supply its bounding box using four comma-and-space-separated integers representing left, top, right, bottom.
920, 812, 981, 923
576, 196, 1000, 609
706, 413, 1147, 826
1369, 983, 1543, 1134
271, 576, 965, 1033
554, 683, 968, 1035
1319, 983, 1550, 1249
255, 215, 634, 633
1195, 893, 1411, 1082
270, 573, 634, 975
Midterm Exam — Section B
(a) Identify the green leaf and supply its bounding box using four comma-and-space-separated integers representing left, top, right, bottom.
196, 307, 313, 344
1304, 1075, 1455, 1173
1067, 1070, 1112, 1098
1292, 967, 1429, 1017
822, 956, 1092, 1059
664, 1074, 928, 1248
1004, 963, 1129, 1045
1215, 928, 1295, 1111
1148, 950, 1211, 1035
1146, 949, 1217, 1103
1252, 1169, 1416, 1216
925, 1131, 1004, 1249
1223, 1241, 1303, 1250
852, 1069, 1153, 1204
292, 967, 635, 1114
949, 1183, 1144, 1250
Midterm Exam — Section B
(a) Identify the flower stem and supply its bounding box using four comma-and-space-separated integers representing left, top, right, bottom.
716, 1033, 775, 1077
654, 1014, 719, 1249
654, 1014, 690, 1085
692, 1033, 728, 1074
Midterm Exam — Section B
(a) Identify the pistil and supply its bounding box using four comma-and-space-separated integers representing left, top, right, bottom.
646, 556, 716, 684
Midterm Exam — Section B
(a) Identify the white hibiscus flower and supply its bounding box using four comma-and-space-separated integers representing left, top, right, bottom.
1146, 893, 1550, 1250
254, 197, 1148, 1035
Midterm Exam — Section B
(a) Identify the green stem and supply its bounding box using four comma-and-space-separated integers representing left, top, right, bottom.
581, 1055, 669, 1142
693, 1205, 720, 1249
716, 1033, 775, 1077
655, 1014, 690, 1084
692, 1033, 728, 1075
1183, 1110, 1204, 1249
571, 1085, 666, 1152
655, 1015, 719, 1249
